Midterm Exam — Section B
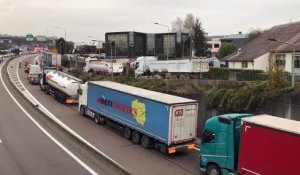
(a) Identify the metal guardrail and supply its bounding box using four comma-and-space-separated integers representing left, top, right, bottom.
5, 56, 132, 175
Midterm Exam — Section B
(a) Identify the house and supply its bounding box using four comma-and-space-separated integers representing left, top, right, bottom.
206, 32, 248, 58
206, 36, 222, 57
222, 22, 300, 74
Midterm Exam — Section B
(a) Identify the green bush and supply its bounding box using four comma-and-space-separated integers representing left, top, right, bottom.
205, 68, 264, 81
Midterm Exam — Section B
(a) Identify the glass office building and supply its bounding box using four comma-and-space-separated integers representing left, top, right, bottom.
105, 32, 190, 58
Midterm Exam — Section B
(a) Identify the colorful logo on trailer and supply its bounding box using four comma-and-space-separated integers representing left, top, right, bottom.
97, 97, 146, 126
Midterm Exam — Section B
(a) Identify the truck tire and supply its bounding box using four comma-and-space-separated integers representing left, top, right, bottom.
94, 115, 100, 124
54, 91, 58, 101
132, 130, 141, 144
59, 94, 66, 104
80, 106, 86, 116
124, 127, 132, 140
141, 135, 152, 148
206, 164, 220, 175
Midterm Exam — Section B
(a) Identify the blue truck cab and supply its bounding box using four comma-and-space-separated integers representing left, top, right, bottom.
199, 113, 253, 175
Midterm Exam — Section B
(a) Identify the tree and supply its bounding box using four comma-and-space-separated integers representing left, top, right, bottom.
171, 13, 195, 33
183, 13, 195, 34
218, 42, 237, 58
171, 17, 184, 32
192, 19, 206, 57
247, 28, 263, 43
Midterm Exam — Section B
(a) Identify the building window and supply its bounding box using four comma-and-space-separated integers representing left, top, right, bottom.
275, 54, 286, 67
214, 44, 220, 48
206, 44, 212, 49
242, 61, 248, 68
147, 34, 155, 55
295, 55, 300, 68
202, 130, 215, 143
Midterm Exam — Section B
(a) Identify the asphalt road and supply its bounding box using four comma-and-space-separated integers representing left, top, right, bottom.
18, 55, 202, 175
0, 57, 91, 175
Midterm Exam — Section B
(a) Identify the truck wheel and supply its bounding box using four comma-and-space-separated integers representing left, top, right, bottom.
59, 94, 66, 104
54, 91, 58, 101
123, 127, 132, 140
94, 115, 100, 124
45, 87, 50, 95
132, 131, 141, 144
141, 135, 152, 148
206, 165, 220, 175
159, 144, 167, 154
80, 106, 86, 116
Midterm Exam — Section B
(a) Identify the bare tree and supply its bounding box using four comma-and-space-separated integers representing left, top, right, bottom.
183, 13, 195, 34
171, 17, 184, 32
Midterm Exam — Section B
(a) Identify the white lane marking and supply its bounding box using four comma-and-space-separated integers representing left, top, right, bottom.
1, 60, 98, 175
15, 56, 130, 173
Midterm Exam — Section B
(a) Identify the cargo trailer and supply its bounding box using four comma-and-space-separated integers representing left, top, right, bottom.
200, 114, 300, 175
78, 81, 198, 154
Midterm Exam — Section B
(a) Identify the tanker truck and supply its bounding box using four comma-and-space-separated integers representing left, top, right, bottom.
84, 58, 123, 75
40, 67, 82, 104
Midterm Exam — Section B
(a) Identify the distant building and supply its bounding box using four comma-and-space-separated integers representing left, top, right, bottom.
206, 36, 222, 57
75, 45, 97, 55
222, 22, 300, 74
0, 34, 55, 50
220, 32, 248, 49
105, 31, 191, 58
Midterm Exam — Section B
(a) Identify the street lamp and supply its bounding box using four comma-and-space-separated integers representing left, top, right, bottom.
268, 38, 296, 87
88, 35, 102, 57
154, 22, 170, 60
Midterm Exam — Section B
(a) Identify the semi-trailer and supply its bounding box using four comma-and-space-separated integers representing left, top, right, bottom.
40, 67, 82, 104
78, 81, 198, 154
200, 114, 300, 175
134, 58, 209, 79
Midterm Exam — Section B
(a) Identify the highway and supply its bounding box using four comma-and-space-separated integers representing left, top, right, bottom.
16, 54, 202, 175
0, 57, 92, 174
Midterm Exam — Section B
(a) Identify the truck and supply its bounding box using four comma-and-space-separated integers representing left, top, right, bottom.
134, 58, 209, 79
84, 58, 124, 75
78, 81, 197, 154
27, 64, 41, 85
200, 114, 300, 175
43, 52, 62, 70
40, 67, 82, 104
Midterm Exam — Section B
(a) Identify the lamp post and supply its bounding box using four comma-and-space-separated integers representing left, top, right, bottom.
154, 22, 170, 60
88, 35, 102, 57
268, 38, 296, 87
55, 26, 67, 54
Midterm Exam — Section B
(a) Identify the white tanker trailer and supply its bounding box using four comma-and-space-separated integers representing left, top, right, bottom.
40, 68, 82, 104
84, 59, 124, 74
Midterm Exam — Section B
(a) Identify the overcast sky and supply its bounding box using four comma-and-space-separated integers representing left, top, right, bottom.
1, 0, 299, 43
